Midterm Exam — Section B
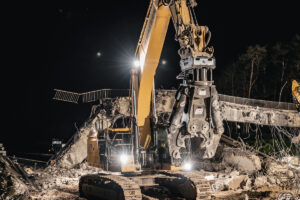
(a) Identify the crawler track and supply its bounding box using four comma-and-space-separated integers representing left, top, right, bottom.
179, 171, 212, 199
161, 171, 213, 200
79, 174, 142, 200
79, 171, 214, 200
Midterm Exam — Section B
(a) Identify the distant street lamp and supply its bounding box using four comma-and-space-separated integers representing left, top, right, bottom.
161, 59, 167, 65
97, 51, 102, 57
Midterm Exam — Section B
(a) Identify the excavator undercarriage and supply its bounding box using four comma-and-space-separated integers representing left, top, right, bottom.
79, 171, 213, 200
80, 110, 218, 200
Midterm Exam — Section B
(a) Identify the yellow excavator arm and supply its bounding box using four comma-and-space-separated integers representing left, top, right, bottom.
134, 0, 215, 149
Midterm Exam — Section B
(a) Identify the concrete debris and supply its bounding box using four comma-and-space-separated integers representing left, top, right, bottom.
155, 90, 176, 114
194, 147, 300, 195
220, 100, 300, 127
30, 162, 101, 199
211, 181, 225, 192
50, 97, 131, 169
281, 156, 299, 167
291, 132, 300, 143
225, 173, 248, 190
193, 159, 225, 172
0, 160, 102, 200
1, 151, 300, 199
254, 176, 268, 188
50, 112, 111, 169
0, 156, 30, 199
113, 97, 131, 116
222, 147, 261, 174
54, 127, 90, 169
265, 159, 300, 189
24, 166, 35, 175
267, 176, 276, 184
1, 92, 298, 199
266, 159, 297, 175
154, 90, 300, 127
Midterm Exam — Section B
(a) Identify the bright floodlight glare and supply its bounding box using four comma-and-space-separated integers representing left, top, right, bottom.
161, 59, 167, 65
120, 154, 129, 164
133, 59, 140, 67
183, 162, 192, 171
96, 51, 101, 57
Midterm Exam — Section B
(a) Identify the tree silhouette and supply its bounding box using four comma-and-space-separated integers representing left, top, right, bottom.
218, 34, 300, 102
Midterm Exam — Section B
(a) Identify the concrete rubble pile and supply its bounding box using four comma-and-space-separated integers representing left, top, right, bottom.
207, 154, 300, 198
0, 156, 32, 199
1, 155, 107, 199
50, 97, 130, 169
27, 162, 104, 200
2, 152, 299, 199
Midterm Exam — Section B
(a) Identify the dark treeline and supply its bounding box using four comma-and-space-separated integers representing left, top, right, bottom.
216, 34, 300, 102
215, 35, 300, 156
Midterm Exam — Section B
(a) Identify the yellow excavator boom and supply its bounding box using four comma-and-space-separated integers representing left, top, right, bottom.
135, 1, 171, 148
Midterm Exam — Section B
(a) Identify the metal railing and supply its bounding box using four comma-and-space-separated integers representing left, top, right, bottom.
53, 88, 296, 110
219, 94, 296, 111
53, 89, 129, 104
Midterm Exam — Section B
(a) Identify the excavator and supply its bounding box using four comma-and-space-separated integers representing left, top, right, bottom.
77, 0, 299, 199
79, 0, 223, 199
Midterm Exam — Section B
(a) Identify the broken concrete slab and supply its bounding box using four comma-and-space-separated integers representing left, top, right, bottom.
220, 101, 300, 127
281, 156, 299, 166
225, 174, 248, 190
291, 132, 300, 143
222, 147, 261, 174
50, 112, 112, 169
254, 176, 268, 188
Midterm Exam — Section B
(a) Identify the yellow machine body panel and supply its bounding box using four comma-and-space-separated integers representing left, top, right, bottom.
87, 130, 102, 168
136, 3, 171, 148
161, 163, 182, 171
292, 80, 300, 107
108, 128, 131, 132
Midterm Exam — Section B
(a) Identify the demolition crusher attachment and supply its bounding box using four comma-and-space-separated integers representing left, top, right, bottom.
168, 56, 224, 166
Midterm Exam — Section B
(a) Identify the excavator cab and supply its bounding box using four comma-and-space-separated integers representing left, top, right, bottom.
87, 115, 140, 173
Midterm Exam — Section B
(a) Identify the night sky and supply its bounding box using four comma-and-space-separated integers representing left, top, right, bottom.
2, 2, 299, 154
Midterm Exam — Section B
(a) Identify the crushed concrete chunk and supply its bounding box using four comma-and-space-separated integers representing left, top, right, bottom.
281, 156, 299, 166
224, 172, 248, 190
254, 176, 268, 188
267, 176, 276, 185
222, 148, 261, 174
